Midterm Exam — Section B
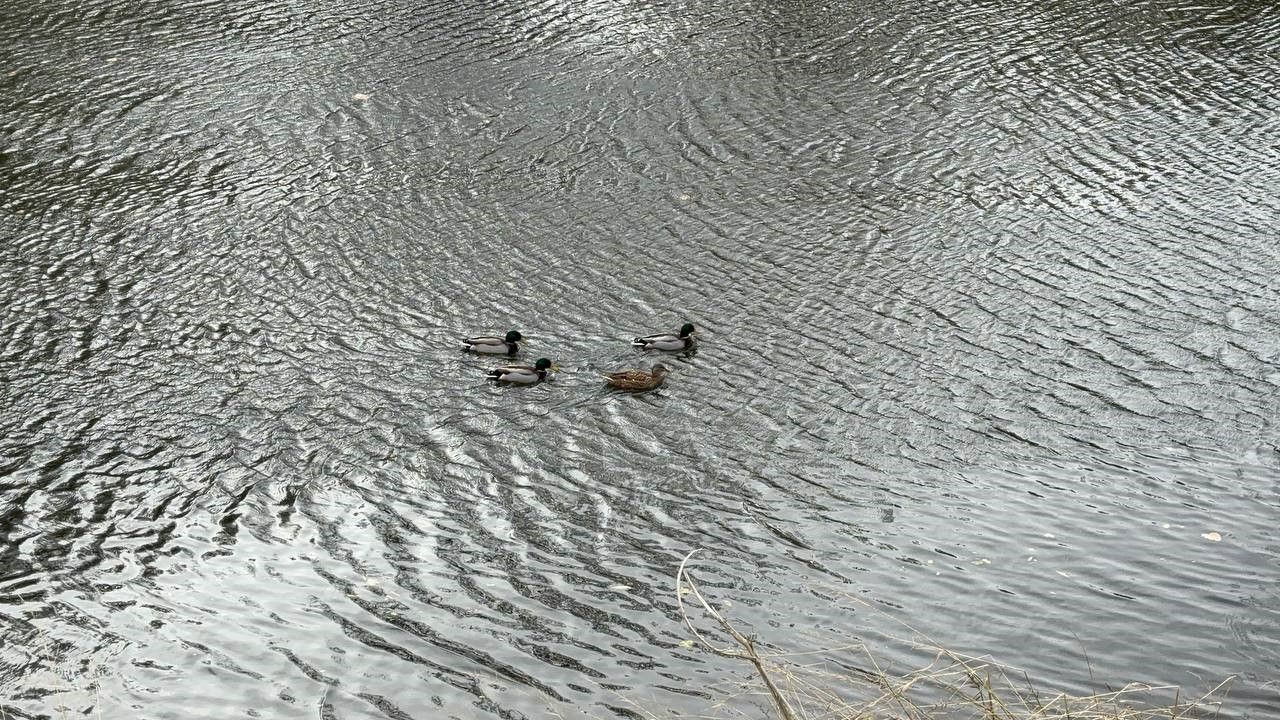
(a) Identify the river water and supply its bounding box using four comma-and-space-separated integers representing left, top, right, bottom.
2, 0, 1278, 718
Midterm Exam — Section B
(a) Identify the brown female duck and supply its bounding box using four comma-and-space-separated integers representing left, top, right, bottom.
603, 363, 670, 392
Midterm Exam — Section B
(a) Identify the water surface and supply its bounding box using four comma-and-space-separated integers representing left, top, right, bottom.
2, 0, 1279, 718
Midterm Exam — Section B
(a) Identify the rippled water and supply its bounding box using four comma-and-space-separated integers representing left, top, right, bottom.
3, 0, 1279, 717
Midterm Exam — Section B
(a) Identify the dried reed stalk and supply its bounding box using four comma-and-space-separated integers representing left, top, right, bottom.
676, 549, 797, 720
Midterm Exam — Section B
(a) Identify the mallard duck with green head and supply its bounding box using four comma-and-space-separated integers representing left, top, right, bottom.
632, 323, 696, 351
486, 358, 556, 385
604, 363, 670, 392
462, 330, 524, 356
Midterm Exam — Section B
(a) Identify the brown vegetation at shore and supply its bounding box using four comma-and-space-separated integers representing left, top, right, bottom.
669, 550, 1231, 720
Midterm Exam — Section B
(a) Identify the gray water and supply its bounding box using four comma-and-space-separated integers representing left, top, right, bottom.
2, 0, 1279, 718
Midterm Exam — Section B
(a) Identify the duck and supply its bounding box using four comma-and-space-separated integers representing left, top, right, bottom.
632, 322, 696, 351
462, 330, 524, 356
603, 363, 670, 392
486, 357, 556, 384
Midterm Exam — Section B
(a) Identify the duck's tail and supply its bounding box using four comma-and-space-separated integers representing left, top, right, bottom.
630, 337, 646, 347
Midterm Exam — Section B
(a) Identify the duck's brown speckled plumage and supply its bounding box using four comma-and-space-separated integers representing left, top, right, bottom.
604, 364, 670, 392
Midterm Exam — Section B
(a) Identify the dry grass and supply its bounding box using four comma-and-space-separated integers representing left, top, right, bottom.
673, 550, 1231, 720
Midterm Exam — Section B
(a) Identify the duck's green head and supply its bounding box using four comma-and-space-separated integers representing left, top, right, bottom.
679, 323, 695, 337
505, 330, 524, 343
534, 357, 553, 371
